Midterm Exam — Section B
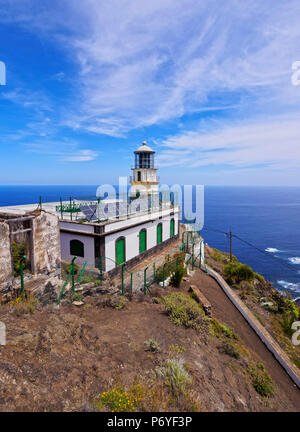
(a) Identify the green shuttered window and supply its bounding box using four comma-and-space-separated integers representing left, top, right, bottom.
139, 229, 146, 253
116, 237, 125, 266
157, 223, 162, 245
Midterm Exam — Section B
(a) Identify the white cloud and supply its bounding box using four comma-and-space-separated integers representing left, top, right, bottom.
2, 0, 300, 137
63, 149, 98, 162
24, 140, 99, 162
157, 114, 300, 170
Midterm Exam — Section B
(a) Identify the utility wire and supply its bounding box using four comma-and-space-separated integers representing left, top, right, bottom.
201, 224, 300, 275
232, 234, 300, 275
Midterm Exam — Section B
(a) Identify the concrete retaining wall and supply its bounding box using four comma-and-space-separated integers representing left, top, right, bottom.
203, 265, 300, 389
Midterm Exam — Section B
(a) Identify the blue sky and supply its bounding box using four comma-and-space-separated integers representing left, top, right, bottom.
0, 0, 300, 186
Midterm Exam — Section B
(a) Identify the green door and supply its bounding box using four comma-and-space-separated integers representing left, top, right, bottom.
157, 223, 162, 244
170, 219, 174, 237
116, 238, 125, 265
139, 230, 146, 253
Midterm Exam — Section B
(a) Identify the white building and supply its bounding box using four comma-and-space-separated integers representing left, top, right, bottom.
0, 142, 180, 274
59, 141, 180, 273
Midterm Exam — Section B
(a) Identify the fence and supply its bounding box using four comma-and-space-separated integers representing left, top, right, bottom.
57, 228, 204, 302
37, 191, 179, 223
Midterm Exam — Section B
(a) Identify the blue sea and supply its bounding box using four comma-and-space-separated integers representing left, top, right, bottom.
0, 185, 299, 299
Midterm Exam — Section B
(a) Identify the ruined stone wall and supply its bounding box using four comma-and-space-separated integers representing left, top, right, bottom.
32, 211, 61, 278
0, 221, 13, 295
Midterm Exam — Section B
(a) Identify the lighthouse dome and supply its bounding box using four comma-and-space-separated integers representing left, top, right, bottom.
135, 140, 155, 153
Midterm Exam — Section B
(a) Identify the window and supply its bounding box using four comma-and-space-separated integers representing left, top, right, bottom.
116, 237, 126, 266
70, 239, 84, 257
139, 229, 147, 253
137, 171, 141, 181
157, 223, 162, 245
170, 219, 175, 237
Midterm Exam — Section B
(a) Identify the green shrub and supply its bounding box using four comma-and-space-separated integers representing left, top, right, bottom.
144, 339, 161, 352
67, 262, 79, 275
72, 291, 83, 302
106, 295, 127, 310
160, 292, 208, 332
279, 314, 296, 337
170, 266, 186, 288
12, 241, 26, 277
156, 358, 191, 396
79, 275, 102, 286
271, 291, 299, 318
292, 358, 300, 370
248, 363, 274, 397
254, 272, 265, 282
218, 341, 240, 359
96, 385, 146, 412
224, 262, 254, 284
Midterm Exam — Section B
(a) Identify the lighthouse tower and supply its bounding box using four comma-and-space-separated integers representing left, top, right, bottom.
130, 141, 159, 196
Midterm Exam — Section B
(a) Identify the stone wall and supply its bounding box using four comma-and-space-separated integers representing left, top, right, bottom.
0, 220, 13, 296
0, 210, 61, 300
32, 211, 61, 277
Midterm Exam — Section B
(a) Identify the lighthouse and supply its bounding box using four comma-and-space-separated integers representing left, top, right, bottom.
130, 141, 159, 197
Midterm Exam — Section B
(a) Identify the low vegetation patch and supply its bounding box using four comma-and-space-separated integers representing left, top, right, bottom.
211, 319, 239, 340
218, 341, 240, 359
96, 384, 149, 412
71, 291, 83, 302
209, 248, 238, 264
224, 262, 255, 284
144, 339, 161, 352
248, 362, 274, 397
105, 294, 127, 310
79, 275, 102, 286
155, 357, 191, 397
168, 344, 187, 355
160, 292, 208, 332
10, 294, 39, 315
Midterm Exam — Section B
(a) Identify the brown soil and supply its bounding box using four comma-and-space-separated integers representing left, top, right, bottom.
0, 266, 300, 412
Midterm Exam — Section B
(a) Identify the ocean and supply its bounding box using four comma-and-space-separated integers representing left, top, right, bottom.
0, 185, 299, 299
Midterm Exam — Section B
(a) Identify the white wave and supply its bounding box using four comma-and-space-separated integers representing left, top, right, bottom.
288, 257, 300, 265
277, 280, 300, 293
265, 248, 280, 253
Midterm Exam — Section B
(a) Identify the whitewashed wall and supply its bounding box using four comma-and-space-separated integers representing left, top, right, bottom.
104, 211, 179, 271
60, 232, 95, 268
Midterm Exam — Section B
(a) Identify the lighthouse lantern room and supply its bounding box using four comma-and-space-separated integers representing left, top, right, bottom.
130, 141, 159, 196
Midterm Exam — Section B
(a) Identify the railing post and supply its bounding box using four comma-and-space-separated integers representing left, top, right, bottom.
192, 244, 195, 270
153, 263, 156, 281
121, 263, 125, 296
71, 256, 77, 293
20, 255, 26, 296
77, 261, 87, 284
144, 267, 148, 295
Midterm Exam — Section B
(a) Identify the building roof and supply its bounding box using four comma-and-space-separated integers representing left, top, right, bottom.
134, 140, 155, 153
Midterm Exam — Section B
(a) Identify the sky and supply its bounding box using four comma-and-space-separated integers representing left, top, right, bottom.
0, 0, 300, 186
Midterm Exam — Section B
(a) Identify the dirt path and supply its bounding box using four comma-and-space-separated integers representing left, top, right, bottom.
184, 268, 300, 409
